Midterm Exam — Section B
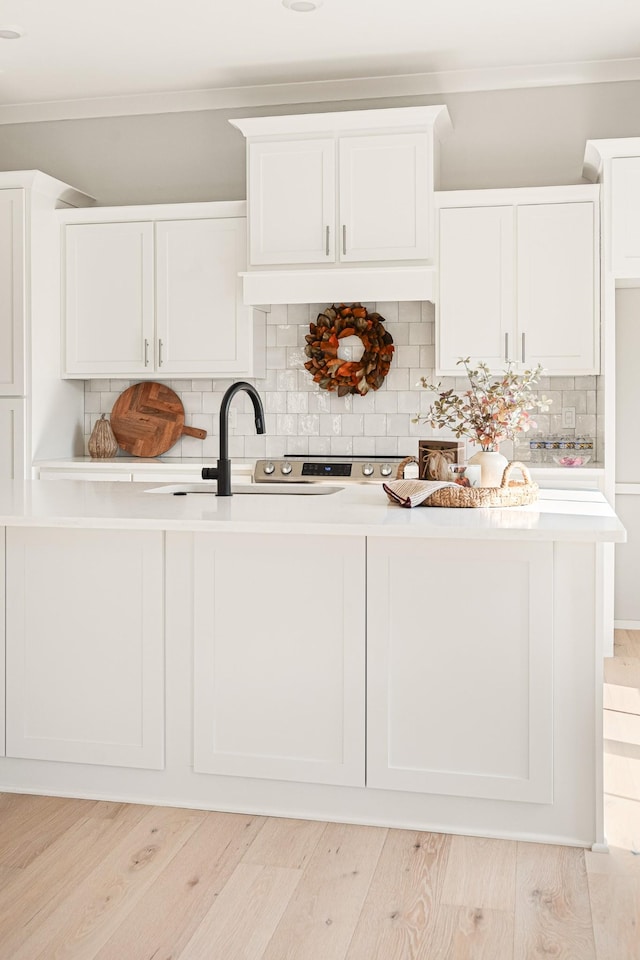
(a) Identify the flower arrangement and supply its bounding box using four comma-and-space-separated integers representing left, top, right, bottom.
414, 359, 551, 451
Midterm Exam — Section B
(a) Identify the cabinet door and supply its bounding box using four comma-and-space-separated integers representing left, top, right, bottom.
0, 398, 25, 480
0, 189, 25, 395
517, 202, 599, 374
6, 527, 164, 769
248, 139, 335, 265
437, 205, 514, 374
612, 157, 640, 278
192, 532, 365, 786
339, 133, 430, 262
367, 538, 553, 803
156, 218, 251, 374
64, 221, 154, 376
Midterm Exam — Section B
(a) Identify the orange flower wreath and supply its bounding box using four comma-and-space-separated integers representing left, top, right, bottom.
303, 303, 394, 397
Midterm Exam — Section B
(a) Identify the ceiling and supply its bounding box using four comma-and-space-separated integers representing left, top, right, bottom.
0, 0, 639, 109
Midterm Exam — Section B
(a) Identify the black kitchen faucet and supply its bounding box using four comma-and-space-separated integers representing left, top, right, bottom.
201, 381, 265, 496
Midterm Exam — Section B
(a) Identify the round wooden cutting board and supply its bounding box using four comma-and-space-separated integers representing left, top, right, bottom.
110, 382, 207, 457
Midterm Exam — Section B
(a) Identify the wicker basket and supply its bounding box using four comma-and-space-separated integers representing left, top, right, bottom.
396, 458, 539, 508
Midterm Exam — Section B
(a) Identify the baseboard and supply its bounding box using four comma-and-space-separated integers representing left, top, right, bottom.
614, 619, 640, 630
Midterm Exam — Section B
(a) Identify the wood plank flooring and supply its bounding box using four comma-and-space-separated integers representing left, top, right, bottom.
0, 630, 638, 960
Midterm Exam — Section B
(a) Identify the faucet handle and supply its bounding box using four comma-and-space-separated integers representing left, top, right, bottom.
202, 467, 219, 480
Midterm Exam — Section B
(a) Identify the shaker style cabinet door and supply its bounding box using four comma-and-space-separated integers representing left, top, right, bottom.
437, 205, 514, 374
248, 138, 336, 265
191, 532, 366, 786
155, 218, 251, 374
516, 202, 599, 374
367, 538, 553, 804
0, 188, 25, 395
612, 157, 640, 279
339, 132, 430, 262
63, 221, 155, 375
0, 398, 25, 480
5, 527, 165, 769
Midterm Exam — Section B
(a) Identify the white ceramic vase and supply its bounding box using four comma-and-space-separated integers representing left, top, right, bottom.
467, 449, 508, 488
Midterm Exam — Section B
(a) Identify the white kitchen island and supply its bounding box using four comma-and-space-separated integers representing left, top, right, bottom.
0, 479, 625, 849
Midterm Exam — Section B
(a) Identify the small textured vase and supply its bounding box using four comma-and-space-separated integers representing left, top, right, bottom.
467, 448, 508, 488
88, 414, 119, 459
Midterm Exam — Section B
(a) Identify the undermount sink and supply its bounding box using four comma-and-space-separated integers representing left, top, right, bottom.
145, 483, 344, 496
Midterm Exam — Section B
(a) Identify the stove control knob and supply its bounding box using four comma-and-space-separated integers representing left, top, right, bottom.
263, 461, 276, 475
362, 463, 375, 477
281, 461, 293, 476
380, 463, 393, 477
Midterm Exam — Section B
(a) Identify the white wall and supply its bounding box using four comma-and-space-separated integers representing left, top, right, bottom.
2, 79, 640, 204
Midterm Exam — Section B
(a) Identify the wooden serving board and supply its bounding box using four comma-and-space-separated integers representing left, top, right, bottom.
110, 382, 207, 457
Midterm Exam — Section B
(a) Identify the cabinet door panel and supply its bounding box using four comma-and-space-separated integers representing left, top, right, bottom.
339, 133, 430, 262
612, 157, 640, 278
155, 218, 250, 374
0, 189, 25, 395
0, 398, 25, 480
64, 221, 154, 376
437, 205, 514, 374
248, 139, 335, 265
192, 532, 365, 786
517, 202, 599, 373
6, 528, 164, 769
367, 538, 553, 803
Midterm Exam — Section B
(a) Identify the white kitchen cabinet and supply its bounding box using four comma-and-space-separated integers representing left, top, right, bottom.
190, 532, 365, 786
61, 202, 264, 379
248, 139, 335, 265
339, 133, 430, 262
155, 218, 253, 374
0, 398, 25, 480
5, 527, 165, 769
0, 189, 25, 396
367, 537, 553, 803
233, 106, 449, 270
436, 187, 600, 376
611, 157, 640, 279
64, 220, 154, 376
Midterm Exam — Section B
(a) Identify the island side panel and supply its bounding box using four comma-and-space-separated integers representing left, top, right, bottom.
0, 528, 4, 757
5, 527, 165, 769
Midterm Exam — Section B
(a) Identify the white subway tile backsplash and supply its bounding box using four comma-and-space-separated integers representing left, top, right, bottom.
398, 301, 421, 323
276, 325, 298, 347
286, 392, 308, 414
83, 300, 601, 462
364, 414, 387, 436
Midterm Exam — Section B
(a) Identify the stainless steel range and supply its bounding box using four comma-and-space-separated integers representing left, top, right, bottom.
253, 455, 414, 484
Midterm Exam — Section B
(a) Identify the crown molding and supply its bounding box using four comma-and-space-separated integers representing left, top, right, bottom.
1, 56, 640, 125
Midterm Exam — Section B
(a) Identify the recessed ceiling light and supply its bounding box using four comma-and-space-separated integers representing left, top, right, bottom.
282, 0, 323, 11
0, 26, 23, 40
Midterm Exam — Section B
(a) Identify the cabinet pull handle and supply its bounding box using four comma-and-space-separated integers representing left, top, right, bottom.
521, 332, 526, 363
504, 332, 509, 361
144, 339, 150, 367
158, 339, 164, 366
325, 225, 330, 256
342, 224, 347, 256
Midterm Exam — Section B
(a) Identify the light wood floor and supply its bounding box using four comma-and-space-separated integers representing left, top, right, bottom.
0, 632, 638, 960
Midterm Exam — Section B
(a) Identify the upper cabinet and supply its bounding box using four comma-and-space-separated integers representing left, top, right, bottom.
230, 106, 450, 305
0, 188, 25, 396
436, 186, 600, 376
61, 201, 265, 379
584, 139, 640, 283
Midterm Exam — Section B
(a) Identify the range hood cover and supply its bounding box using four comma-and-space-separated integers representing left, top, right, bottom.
240, 267, 437, 306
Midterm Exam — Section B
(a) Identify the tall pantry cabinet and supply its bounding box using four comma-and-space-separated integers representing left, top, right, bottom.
0, 172, 93, 479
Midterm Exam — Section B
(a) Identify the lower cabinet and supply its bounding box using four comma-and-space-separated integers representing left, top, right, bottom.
0, 529, 5, 758
190, 532, 366, 786
367, 538, 554, 803
5, 527, 165, 769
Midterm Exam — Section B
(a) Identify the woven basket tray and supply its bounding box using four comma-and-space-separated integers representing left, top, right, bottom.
396, 458, 539, 508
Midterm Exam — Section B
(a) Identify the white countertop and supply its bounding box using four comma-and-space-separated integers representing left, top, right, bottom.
0, 479, 625, 542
